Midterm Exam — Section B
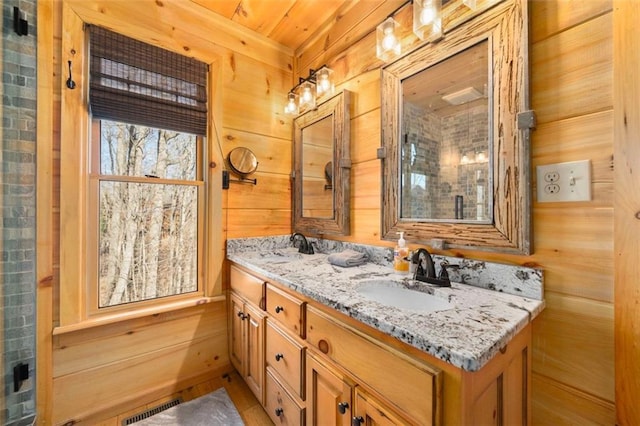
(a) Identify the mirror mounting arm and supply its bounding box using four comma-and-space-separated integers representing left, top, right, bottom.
517, 110, 537, 130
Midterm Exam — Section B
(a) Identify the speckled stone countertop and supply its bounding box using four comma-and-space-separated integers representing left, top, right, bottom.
227, 236, 544, 372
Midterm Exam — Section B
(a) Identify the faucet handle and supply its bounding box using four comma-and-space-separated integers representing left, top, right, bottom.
438, 261, 459, 281
438, 261, 450, 281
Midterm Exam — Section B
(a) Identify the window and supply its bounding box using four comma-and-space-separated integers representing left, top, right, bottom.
91, 120, 203, 308
87, 26, 208, 311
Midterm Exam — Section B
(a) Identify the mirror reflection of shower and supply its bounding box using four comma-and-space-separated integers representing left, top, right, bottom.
400, 39, 492, 223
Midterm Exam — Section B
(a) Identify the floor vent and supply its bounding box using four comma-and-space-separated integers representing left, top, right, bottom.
121, 397, 183, 425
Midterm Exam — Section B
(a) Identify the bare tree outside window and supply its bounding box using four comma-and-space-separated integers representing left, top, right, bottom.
97, 120, 200, 307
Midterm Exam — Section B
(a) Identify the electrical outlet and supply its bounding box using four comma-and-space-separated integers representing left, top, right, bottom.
544, 184, 560, 194
536, 160, 591, 202
544, 171, 559, 183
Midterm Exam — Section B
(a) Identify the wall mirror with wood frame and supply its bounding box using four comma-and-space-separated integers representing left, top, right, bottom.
293, 90, 351, 235
381, 0, 532, 254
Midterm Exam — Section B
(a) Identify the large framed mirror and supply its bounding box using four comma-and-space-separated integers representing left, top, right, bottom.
381, 0, 531, 254
293, 90, 351, 235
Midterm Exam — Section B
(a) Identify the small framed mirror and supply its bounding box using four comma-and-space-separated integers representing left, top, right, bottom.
293, 90, 351, 235
381, 0, 531, 254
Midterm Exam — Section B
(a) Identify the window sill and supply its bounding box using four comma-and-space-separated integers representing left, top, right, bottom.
52, 295, 226, 336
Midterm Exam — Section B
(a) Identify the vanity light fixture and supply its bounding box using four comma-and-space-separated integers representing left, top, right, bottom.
284, 92, 299, 115
315, 66, 334, 97
376, 17, 401, 62
298, 80, 316, 112
413, 0, 443, 41
284, 65, 334, 116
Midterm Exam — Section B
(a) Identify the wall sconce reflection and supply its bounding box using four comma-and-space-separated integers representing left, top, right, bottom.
460, 151, 488, 165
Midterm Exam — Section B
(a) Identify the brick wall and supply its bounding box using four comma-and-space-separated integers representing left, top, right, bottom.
2, 0, 37, 424
401, 101, 489, 221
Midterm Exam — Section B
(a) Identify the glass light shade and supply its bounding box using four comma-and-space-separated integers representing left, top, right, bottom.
284, 92, 299, 115
376, 17, 401, 62
413, 0, 443, 41
463, 0, 477, 10
315, 66, 334, 98
298, 80, 316, 112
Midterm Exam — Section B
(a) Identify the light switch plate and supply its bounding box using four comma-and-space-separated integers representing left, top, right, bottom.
536, 160, 591, 202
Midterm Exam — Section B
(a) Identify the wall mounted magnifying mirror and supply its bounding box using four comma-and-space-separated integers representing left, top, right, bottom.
324, 161, 333, 190
227, 147, 258, 185
381, 0, 532, 254
293, 90, 351, 235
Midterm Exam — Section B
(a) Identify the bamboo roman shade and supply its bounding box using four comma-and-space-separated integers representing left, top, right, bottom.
88, 25, 208, 135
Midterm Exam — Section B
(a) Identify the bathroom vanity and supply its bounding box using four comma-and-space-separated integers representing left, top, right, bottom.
227, 236, 544, 425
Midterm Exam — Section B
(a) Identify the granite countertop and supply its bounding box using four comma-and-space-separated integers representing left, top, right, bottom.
227, 237, 544, 372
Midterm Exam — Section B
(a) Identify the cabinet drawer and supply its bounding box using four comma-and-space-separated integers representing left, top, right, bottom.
266, 284, 305, 337
306, 306, 441, 425
265, 367, 305, 426
230, 265, 265, 308
266, 319, 306, 400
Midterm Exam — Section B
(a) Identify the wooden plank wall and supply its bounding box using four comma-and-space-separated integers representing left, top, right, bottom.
35, 0, 620, 424
528, 1, 614, 423
613, 1, 640, 424
37, 0, 294, 423
294, 0, 616, 424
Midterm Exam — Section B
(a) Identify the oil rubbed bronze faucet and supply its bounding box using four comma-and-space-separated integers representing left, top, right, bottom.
290, 232, 314, 254
412, 248, 451, 287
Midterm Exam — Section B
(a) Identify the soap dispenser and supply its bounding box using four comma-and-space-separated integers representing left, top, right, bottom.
393, 232, 410, 273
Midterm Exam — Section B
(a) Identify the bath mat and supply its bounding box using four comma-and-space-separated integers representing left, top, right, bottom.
133, 387, 244, 425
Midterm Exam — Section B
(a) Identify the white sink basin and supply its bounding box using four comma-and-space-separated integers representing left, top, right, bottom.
357, 280, 454, 313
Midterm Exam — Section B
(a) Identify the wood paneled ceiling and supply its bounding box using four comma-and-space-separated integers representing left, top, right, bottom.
190, 0, 371, 51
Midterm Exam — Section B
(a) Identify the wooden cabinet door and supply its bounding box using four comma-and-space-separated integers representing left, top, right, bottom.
229, 292, 246, 375
306, 353, 352, 426
245, 302, 266, 404
464, 324, 531, 426
353, 388, 411, 426
471, 378, 500, 426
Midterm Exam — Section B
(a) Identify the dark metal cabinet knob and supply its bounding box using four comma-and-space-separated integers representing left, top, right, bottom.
275, 353, 284, 362
275, 407, 284, 417
338, 402, 349, 414
275, 305, 284, 313
352, 416, 364, 426
237, 312, 247, 320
